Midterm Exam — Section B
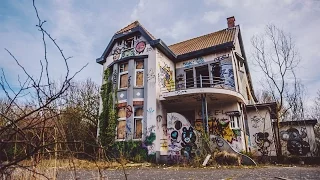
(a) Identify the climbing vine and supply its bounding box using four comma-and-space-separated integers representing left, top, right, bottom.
99, 68, 118, 150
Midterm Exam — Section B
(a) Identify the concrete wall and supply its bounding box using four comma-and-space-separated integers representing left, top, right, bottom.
279, 125, 317, 157
246, 108, 277, 156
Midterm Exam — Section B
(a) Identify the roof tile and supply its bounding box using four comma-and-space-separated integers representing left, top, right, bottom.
169, 27, 237, 56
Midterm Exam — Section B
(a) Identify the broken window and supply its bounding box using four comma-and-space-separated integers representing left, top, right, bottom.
134, 107, 143, 139
125, 38, 134, 48
117, 107, 126, 139
211, 62, 222, 86
119, 63, 128, 89
230, 115, 240, 129
135, 60, 144, 87
185, 69, 194, 88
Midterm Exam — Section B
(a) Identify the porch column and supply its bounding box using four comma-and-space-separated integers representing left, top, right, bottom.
201, 94, 209, 134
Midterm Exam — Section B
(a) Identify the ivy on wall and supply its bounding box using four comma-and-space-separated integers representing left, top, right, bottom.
99, 68, 118, 150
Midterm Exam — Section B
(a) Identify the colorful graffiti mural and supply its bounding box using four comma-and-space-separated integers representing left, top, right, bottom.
167, 113, 198, 163
220, 58, 235, 90
111, 36, 147, 61
158, 63, 174, 91
280, 127, 310, 156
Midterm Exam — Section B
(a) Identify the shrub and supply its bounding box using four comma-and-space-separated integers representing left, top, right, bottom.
214, 151, 240, 165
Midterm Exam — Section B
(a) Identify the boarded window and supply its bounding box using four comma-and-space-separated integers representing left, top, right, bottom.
117, 120, 126, 139
135, 107, 143, 116
118, 108, 126, 119
136, 71, 144, 87
134, 119, 142, 139
120, 74, 128, 88
120, 63, 128, 72
135, 60, 144, 87
136, 61, 144, 69
134, 107, 143, 139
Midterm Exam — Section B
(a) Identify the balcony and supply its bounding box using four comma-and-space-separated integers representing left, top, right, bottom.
160, 75, 245, 104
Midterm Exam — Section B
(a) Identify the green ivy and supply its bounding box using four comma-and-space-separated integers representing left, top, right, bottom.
99, 68, 117, 150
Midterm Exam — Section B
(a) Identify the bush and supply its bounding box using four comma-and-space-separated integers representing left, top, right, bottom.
214, 151, 240, 165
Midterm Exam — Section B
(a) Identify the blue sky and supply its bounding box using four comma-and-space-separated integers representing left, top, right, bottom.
1, 0, 320, 108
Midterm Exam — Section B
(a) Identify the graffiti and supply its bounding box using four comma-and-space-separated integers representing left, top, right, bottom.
280, 128, 310, 156
167, 113, 198, 163
251, 116, 264, 128
208, 117, 239, 143
112, 70, 118, 85
112, 47, 122, 61
212, 136, 224, 147
221, 58, 235, 89
146, 47, 153, 52
135, 41, 146, 54
175, 90, 187, 95
156, 115, 162, 129
126, 105, 132, 118
122, 48, 135, 58
160, 138, 168, 149
214, 54, 230, 62
147, 107, 154, 114
182, 57, 205, 68
254, 132, 272, 156
158, 63, 174, 91
181, 127, 196, 158
127, 76, 132, 88
147, 69, 156, 82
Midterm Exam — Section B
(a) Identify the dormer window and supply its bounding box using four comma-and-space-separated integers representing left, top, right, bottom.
125, 38, 134, 48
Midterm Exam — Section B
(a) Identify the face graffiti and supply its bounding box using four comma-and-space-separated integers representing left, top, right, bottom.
135, 41, 146, 54
280, 128, 310, 156
254, 132, 272, 156
158, 63, 174, 91
111, 35, 147, 61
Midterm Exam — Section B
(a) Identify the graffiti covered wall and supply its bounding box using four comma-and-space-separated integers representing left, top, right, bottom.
195, 102, 245, 152
246, 108, 277, 156
167, 113, 199, 163
279, 125, 316, 156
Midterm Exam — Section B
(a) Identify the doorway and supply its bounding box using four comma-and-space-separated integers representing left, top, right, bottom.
196, 65, 210, 87
185, 69, 194, 88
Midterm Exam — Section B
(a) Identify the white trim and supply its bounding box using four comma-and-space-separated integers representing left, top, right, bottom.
133, 107, 143, 140
134, 60, 144, 87
118, 62, 128, 89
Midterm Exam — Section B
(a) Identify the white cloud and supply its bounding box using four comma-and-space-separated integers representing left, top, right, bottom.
204, 0, 237, 7
202, 11, 224, 24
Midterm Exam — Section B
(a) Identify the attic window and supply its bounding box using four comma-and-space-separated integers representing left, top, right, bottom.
136, 35, 141, 40
125, 38, 134, 48
117, 41, 122, 46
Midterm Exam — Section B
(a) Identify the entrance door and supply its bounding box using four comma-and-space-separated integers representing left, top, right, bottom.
196, 65, 209, 88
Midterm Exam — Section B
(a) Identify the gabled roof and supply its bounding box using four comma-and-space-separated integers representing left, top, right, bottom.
116, 20, 156, 40
169, 27, 237, 56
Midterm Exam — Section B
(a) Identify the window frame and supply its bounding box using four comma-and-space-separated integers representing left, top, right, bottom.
116, 107, 126, 140
229, 115, 240, 129
133, 106, 143, 139
135, 60, 144, 87
118, 62, 129, 89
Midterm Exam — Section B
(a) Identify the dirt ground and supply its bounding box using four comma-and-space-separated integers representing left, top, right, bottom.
57, 165, 320, 180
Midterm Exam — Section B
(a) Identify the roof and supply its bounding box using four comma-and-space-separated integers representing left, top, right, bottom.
115, 20, 156, 40
275, 119, 318, 127
246, 102, 278, 119
168, 27, 237, 56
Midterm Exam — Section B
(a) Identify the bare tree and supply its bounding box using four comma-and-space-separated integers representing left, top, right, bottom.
251, 24, 302, 121
0, 0, 88, 177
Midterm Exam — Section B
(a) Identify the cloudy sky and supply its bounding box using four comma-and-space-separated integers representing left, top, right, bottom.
1, 0, 320, 106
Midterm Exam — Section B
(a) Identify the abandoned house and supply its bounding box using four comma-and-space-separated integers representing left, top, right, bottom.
96, 17, 318, 164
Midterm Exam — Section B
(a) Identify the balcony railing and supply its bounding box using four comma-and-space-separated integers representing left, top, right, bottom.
161, 75, 235, 93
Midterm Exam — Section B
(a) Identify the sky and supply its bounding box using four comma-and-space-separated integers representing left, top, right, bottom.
0, 0, 320, 108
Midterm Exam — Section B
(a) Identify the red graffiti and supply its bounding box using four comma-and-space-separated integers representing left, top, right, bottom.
126, 105, 132, 118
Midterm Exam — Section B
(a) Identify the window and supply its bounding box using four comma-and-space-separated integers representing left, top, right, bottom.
135, 60, 144, 87
125, 38, 134, 48
230, 116, 240, 129
119, 63, 128, 89
117, 107, 126, 139
134, 107, 143, 139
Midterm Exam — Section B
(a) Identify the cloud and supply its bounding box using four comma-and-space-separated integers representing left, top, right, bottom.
202, 11, 224, 24
1, 0, 320, 103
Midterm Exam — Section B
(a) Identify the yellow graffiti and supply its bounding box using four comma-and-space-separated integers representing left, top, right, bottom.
159, 63, 174, 91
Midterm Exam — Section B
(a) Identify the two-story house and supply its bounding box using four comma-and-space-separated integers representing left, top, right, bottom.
96, 17, 317, 164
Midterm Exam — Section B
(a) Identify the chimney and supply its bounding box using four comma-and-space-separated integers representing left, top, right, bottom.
227, 16, 235, 28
